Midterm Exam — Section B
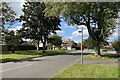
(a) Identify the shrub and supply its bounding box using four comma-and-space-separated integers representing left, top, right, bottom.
112, 40, 120, 54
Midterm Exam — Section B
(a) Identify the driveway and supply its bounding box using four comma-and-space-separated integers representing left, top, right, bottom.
1, 51, 83, 78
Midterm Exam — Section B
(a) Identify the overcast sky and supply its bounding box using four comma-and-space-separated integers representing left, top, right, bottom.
8, 2, 119, 42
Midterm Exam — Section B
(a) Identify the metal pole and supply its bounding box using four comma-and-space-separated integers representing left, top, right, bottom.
118, 10, 120, 41
81, 27, 83, 64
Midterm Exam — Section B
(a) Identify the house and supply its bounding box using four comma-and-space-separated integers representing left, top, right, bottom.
62, 39, 77, 50
35, 41, 47, 50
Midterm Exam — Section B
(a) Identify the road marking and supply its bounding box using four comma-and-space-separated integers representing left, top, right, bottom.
0, 63, 33, 73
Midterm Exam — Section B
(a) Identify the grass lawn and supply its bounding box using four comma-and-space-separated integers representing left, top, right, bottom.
53, 64, 118, 78
0, 50, 69, 63
84, 53, 118, 61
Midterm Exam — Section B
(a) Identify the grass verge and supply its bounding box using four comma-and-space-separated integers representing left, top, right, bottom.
84, 53, 118, 61
53, 64, 118, 78
0, 50, 69, 63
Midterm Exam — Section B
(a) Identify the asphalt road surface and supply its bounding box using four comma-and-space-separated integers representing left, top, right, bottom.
1, 50, 85, 78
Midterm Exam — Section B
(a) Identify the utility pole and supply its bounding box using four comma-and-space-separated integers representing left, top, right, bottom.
78, 27, 83, 64
81, 27, 83, 64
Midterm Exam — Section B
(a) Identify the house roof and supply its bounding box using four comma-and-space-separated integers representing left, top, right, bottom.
66, 39, 77, 47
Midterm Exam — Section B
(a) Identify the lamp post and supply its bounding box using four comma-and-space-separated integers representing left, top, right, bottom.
118, 10, 120, 41
78, 27, 83, 64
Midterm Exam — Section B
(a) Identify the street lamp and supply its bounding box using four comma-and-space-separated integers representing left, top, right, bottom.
78, 27, 83, 64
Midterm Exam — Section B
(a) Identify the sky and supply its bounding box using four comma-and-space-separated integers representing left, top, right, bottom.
6, 2, 119, 43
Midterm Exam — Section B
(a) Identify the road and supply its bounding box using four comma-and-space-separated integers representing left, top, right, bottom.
1, 50, 87, 78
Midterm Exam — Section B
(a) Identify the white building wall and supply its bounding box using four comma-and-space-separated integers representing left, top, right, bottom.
67, 46, 72, 50
39, 42, 47, 47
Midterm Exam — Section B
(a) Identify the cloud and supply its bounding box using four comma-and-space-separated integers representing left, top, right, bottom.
65, 24, 76, 28
9, 1, 24, 17
72, 26, 89, 39
108, 28, 118, 42
50, 30, 65, 38
63, 36, 73, 40
8, 26, 22, 31
56, 30, 64, 36
61, 26, 89, 43
72, 30, 81, 37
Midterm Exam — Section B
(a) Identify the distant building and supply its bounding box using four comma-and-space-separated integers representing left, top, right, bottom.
35, 41, 47, 50
62, 39, 77, 50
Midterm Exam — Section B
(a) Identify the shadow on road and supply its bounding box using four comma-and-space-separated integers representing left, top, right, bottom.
61, 52, 93, 56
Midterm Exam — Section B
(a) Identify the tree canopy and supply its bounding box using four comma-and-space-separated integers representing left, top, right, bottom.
83, 37, 94, 49
1, 2, 16, 29
1, 2, 17, 45
48, 35, 62, 48
45, 2, 120, 56
18, 2, 61, 52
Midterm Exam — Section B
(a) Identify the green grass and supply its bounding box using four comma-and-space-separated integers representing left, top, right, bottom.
84, 53, 118, 61
53, 64, 118, 78
0, 50, 69, 63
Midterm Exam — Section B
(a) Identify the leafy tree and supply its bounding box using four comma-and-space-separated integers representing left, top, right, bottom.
45, 2, 120, 56
27, 39, 36, 46
18, 2, 61, 52
1, 2, 16, 44
112, 40, 120, 54
83, 37, 94, 49
49, 35, 62, 49
4, 30, 21, 53
47, 42, 53, 50
1, 2, 16, 29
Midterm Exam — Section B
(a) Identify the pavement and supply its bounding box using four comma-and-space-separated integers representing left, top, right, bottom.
1, 50, 82, 78
77, 59, 118, 66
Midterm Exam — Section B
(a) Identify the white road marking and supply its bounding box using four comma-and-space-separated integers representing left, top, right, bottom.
0, 63, 33, 73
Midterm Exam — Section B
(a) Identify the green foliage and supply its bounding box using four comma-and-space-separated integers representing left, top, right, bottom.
18, 2, 61, 52
45, 2, 120, 55
4, 31, 19, 45
4, 30, 22, 52
47, 42, 53, 50
49, 35, 62, 48
112, 40, 120, 54
27, 39, 36, 46
1, 2, 16, 28
1, 2, 16, 44
83, 37, 94, 49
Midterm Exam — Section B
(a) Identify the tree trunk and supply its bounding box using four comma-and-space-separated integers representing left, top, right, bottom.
89, 37, 101, 56
43, 42, 46, 53
94, 44, 101, 57
36, 41, 39, 51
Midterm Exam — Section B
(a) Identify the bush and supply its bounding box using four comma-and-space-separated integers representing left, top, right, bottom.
112, 40, 120, 54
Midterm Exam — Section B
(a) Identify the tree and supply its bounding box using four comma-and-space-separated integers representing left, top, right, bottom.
1, 2, 16, 44
47, 42, 53, 50
112, 40, 120, 54
27, 39, 36, 46
83, 37, 94, 49
1, 2, 16, 29
49, 35, 62, 49
4, 30, 21, 53
18, 2, 61, 52
45, 2, 120, 56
